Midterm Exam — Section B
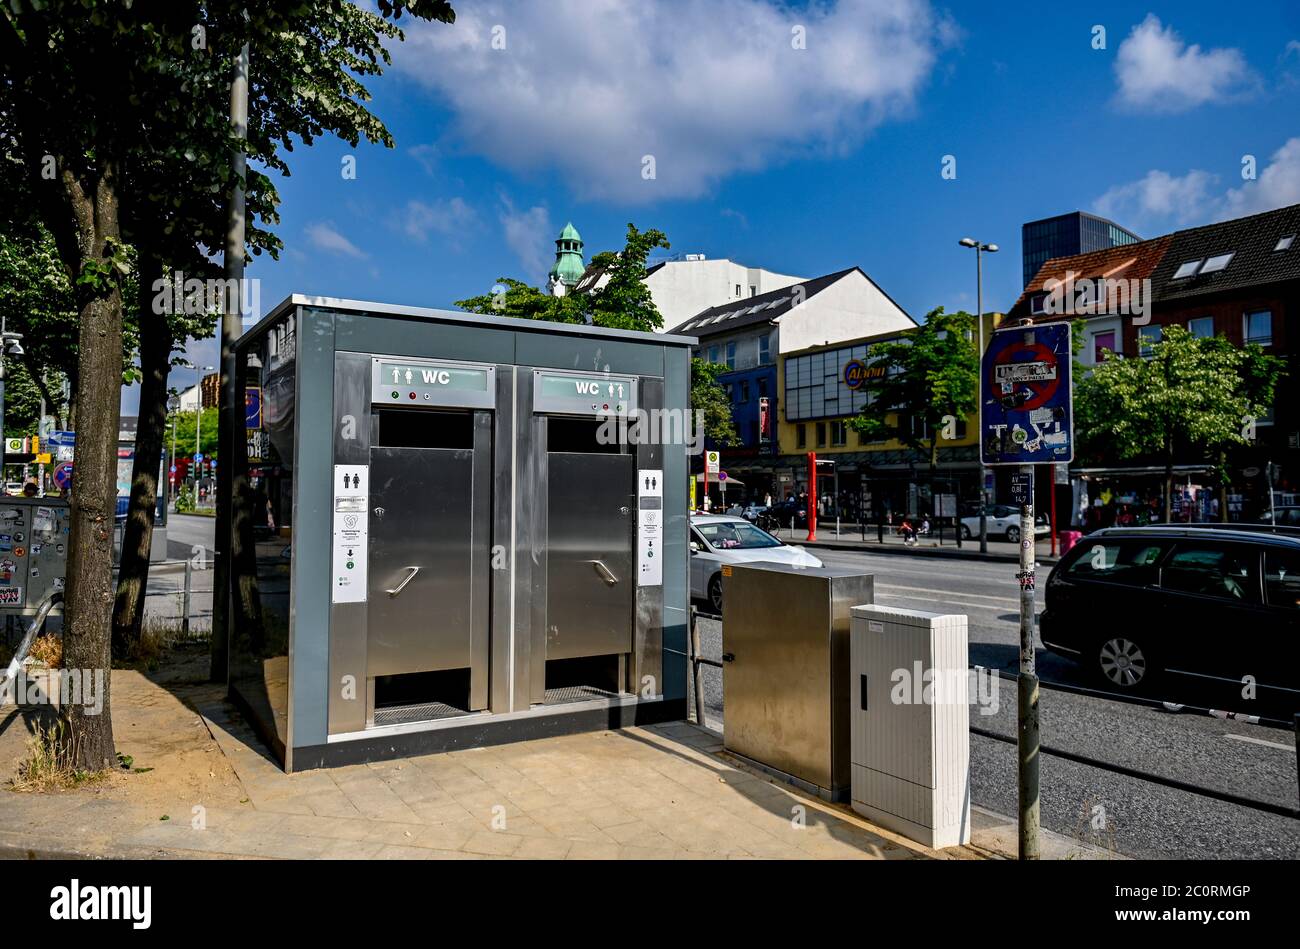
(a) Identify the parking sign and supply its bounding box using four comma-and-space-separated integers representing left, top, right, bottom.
980, 321, 1073, 466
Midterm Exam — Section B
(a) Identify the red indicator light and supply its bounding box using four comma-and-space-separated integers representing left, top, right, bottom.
408, 392, 417, 400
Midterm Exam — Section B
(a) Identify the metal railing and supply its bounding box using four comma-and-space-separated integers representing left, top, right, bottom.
109, 558, 213, 639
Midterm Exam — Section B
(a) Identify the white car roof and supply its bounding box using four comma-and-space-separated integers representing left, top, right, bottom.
690, 513, 750, 525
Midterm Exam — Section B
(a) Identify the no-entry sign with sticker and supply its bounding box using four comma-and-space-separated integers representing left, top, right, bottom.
980, 321, 1073, 466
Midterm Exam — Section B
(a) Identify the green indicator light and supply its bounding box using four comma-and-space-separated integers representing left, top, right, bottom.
391, 390, 399, 399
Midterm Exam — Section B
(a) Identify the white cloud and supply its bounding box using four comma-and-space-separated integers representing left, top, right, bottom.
1221, 136, 1300, 218
498, 198, 552, 279
305, 221, 367, 259
408, 144, 440, 175
1113, 14, 1256, 112
393, 0, 954, 201
1093, 169, 1219, 228
1094, 137, 1300, 229
400, 197, 477, 242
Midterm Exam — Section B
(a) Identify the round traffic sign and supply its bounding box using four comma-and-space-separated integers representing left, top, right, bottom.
990, 340, 1060, 412
718, 471, 728, 482
53, 461, 74, 490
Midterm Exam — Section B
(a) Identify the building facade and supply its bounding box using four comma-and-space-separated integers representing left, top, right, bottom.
1021, 210, 1141, 289
1011, 202, 1300, 525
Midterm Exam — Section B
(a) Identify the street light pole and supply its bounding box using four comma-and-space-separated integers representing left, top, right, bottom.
960, 237, 999, 553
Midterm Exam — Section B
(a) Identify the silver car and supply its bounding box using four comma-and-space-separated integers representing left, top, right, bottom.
689, 514, 822, 613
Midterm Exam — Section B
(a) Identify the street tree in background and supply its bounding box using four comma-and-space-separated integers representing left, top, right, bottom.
458, 224, 736, 445
850, 307, 979, 479
1074, 325, 1285, 521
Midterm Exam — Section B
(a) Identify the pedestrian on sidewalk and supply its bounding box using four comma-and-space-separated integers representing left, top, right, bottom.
899, 515, 917, 546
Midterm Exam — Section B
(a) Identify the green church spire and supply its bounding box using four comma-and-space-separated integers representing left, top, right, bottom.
548, 221, 585, 288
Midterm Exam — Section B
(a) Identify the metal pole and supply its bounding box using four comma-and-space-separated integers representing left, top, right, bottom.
690, 605, 705, 727
0, 315, 7, 455
182, 557, 193, 640
977, 249, 989, 554
806, 452, 817, 542
834, 464, 840, 537
1017, 463, 1041, 859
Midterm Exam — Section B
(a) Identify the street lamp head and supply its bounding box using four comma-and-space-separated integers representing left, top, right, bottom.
4, 340, 23, 357
959, 237, 977, 248
985, 243, 999, 253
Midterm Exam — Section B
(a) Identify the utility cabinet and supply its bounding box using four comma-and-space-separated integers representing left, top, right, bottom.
850, 604, 970, 849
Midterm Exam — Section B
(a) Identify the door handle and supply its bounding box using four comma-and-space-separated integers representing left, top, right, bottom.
588, 560, 619, 586
386, 565, 420, 596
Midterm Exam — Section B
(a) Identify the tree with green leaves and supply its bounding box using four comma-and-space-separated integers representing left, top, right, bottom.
1, 0, 455, 769
1074, 324, 1285, 521
849, 307, 978, 477
458, 223, 736, 444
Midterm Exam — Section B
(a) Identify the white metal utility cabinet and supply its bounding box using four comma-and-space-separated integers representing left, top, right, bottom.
222, 296, 694, 772
850, 604, 971, 849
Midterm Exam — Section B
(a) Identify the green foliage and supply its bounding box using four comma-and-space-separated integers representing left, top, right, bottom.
691, 358, 739, 448
458, 223, 735, 444
175, 483, 196, 514
1074, 324, 1286, 466
850, 307, 978, 469
167, 408, 219, 460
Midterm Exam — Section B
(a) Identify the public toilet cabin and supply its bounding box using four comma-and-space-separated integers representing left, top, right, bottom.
225, 295, 693, 771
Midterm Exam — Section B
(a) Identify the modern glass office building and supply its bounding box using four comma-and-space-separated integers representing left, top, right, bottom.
1021, 211, 1140, 288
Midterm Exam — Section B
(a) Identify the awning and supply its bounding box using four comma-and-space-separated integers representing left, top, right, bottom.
1073, 464, 1218, 478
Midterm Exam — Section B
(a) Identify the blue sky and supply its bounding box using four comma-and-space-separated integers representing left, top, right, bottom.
152, 0, 1300, 406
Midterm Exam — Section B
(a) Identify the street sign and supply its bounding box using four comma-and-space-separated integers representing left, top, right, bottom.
169, 465, 177, 475
193, 453, 204, 463
980, 321, 1073, 466
705, 450, 720, 475
53, 461, 73, 490
1053, 462, 1069, 485
46, 430, 75, 448
245, 386, 262, 429
4, 437, 24, 454
718, 471, 728, 482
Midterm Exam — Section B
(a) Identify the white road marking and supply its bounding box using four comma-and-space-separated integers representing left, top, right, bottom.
875, 592, 1016, 612
1222, 733, 1293, 752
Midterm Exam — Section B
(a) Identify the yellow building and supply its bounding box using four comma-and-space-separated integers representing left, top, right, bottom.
772, 313, 1003, 518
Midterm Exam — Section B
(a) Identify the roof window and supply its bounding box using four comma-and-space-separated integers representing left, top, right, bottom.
1199, 252, 1233, 274
1172, 259, 1202, 279
1275, 235, 1295, 252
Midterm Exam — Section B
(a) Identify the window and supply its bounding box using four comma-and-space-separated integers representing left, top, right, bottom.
757, 377, 768, 397
739, 380, 749, 402
725, 341, 737, 369
796, 424, 806, 449
1138, 325, 1162, 357
815, 422, 826, 447
758, 334, 771, 365
1160, 544, 1259, 602
1172, 259, 1202, 279
831, 420, 848, 447
1275, 235, 1295, 252
750, 285, 757, 297
735, 284, 742, 297
696, 521, 781, 550
1092, 330, 1117, 362
708, 345, 719, 364
1030, 294, 1047, 315
1264, 550, 1300, 610
1187, 317, 1214, 339
1200, 252, 1233, 274
1066, 541, 1166, 586
1244, 310, 1272, 346
724, 383, 733, 401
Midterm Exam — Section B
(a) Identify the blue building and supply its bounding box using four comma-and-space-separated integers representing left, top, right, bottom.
1021, 211, 1141, 288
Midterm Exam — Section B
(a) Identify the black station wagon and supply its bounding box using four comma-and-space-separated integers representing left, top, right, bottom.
1040, 526, 1300, 702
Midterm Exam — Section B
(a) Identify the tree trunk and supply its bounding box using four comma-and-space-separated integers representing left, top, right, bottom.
111, 248, 171, 659
59, 165, 122, 771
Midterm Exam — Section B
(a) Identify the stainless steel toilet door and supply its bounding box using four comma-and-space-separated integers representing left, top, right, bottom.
367, 446, 475, 677
545, 452, 635, 660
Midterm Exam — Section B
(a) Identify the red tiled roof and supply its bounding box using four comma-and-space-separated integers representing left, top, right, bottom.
1008, 236, 1172, 318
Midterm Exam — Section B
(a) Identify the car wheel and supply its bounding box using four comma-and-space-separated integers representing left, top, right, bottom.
1005, 525, 1020, 544
708, 574, 724, 614
1095, 636, 1155, 691
961, 525, 972, 539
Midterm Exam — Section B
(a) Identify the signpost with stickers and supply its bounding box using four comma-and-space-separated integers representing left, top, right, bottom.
979, 318, 1074, 862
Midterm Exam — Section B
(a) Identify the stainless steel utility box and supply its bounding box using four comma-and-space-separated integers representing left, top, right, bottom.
722, 563, 873, 801
850, 604, 970, 849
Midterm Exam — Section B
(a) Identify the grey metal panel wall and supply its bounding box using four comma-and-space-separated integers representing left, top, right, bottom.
660, 343, 690, 702
514, 331, 664, 378
290, 307, 338, 754
333, 311, 517, 365
489, 365, 515, 712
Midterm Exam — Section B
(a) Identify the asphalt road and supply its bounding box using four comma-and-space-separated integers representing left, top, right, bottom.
691, 547, 1300, 860
163, 512, 215, 560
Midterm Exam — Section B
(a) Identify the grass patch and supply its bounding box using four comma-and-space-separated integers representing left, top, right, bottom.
10, 720, 108, 793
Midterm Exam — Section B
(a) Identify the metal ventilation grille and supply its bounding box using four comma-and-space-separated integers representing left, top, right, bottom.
373, 701, 471, 728
543, 684, 622, 707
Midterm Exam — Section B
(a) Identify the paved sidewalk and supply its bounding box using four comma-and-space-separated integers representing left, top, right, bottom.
1, 660, 1116, 860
